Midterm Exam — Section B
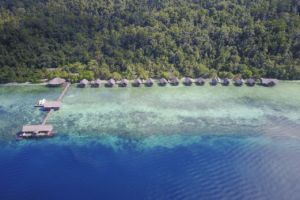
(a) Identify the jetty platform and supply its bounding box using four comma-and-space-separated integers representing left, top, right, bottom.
18, 83, 70, 139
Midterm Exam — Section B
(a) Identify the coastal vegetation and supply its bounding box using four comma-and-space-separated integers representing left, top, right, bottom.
0, 0, 299, 83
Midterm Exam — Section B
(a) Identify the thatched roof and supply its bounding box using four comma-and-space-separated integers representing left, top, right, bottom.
108, 78, 116, 85
146, 78, 154, 84
22, 125, 53, 133
223, 78, 230, 84
91, 79, 101, 86
80, 79, 89, 85
210, 77, 219, 85
211, 77, 218, 82
234, 78, 243, 84
170, 77, 179, 84
183, 77, 193, 83
159, 78, 168, 84
247, 78, 255, 84
48, 77, 66, 86
261, 78, 278, 85
95, 79, 101, 84
134, 79, 142, 84
195, 77, 205, 83
120, 79, 129, 85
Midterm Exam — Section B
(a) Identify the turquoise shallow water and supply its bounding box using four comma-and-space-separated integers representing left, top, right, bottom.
1, 82, 300, 142
0, 82, 300, 199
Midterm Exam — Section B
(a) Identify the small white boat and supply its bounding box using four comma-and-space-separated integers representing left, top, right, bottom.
35, 99, 46, 107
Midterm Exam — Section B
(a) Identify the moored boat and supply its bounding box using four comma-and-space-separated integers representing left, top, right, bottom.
35, 99, 46, 107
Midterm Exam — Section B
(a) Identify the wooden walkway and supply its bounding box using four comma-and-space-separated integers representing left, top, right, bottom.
42, 83, 70, 125
42, 109, 54, 125
57, 83, 70, 101
20, 82, 71, 137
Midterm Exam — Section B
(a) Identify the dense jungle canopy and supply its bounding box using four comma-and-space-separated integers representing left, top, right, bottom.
0, 0, 299, 83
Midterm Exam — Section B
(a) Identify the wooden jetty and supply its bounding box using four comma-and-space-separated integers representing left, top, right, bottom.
57, 82, 70, 101
17, 125, 54, 139
41, 109, 54, 125
18, 82, 71, 139
43, 101, 62, 111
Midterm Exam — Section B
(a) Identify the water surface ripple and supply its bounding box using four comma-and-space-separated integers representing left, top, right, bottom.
0, 82, 300, 199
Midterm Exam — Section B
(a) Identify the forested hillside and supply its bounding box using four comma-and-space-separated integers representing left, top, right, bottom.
0, 0, 299, 83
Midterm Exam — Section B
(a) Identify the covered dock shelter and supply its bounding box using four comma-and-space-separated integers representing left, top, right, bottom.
246, 78, 256, 86
234, 78, 243, 86
222, 78, 230, 86
19, 124, 54, 138
211, 77, 218, 86
260, 78, 278, 87
195, 77, 205, 85
145, 78, 154, 87
133, 79, 143, 87
47, 77, 66, 87
170, 77, 180, 86
43, 101, 62, 110
159, 78, 168, 86
78, 79, 89, 88
106, 79, 116, 87
91, 79, 101, 87
183, 77, 193, 86
119, 79, 129, 87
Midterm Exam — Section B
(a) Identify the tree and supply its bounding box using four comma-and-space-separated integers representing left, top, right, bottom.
0, 0, 299, 83
194, 64, 210, 77
65, 62, 86, 73
79, 71, 95, 81
111, 72, 122, 80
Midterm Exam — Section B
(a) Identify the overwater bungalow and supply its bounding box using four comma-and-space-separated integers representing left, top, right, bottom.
260, 78, 278, 87
119, 79, 129, 87
246, 78, 256, 86
106, 78, 116, 87
43, 101, 62, 111
210, 77, 218, 86
91, 79, 101, 88
195, 77, 205, 86
170, 77, 179, 86
17, 124, 54, 139
78, 79, 89, 88
133, 78, 143, 87
47, 77, 66, 87
222, 78, 230, 86
145, 78, 154, 87
159, 78, 168, 86
183, 77, 193, 86
234, 78, 243, 86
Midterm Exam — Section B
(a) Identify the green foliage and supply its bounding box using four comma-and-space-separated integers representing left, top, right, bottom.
0, 66, 16, 83
161, 71, 170, 80
65, 62, 86, 74
79, 71, 95, 81
218, 71, 228, 79
0, 0, 299, 83
111, 72, 122, 80
194, 64, 210, 78
172, 70, 180, 78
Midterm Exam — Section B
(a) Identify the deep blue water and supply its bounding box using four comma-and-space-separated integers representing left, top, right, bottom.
1, 83, 300, 199
1, 135, 300, 200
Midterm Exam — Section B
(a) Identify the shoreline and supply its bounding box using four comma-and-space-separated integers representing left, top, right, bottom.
0, 82, 47, 86
1, 79, 300, 86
